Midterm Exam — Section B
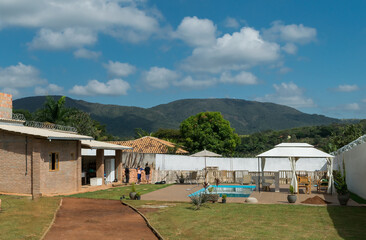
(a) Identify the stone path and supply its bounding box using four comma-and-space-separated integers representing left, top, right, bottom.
44, 198, 157, 240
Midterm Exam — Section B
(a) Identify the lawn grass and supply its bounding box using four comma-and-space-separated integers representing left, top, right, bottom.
130, 202, 366, 240
0, 195, 60, 240
66, 183, 172, 200
350, 192, 366, 204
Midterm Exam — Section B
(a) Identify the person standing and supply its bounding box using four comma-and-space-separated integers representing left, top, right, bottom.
124, 167, 130, 184
144, 163, 151, 184
137, 166, 142, 184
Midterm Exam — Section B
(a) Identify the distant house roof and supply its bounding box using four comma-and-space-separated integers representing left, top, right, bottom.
0, 123, 93, 141
109, 136, 188, 154
81, 140, 132, 150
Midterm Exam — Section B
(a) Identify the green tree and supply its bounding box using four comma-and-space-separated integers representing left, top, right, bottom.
152, 128, 182, 143
34, 96, 69, 124
134, 128, 151, 139
31, 96, 116, 140
13, 109, 33, 120
327, 124, 363, 152
180, 112, 240, 155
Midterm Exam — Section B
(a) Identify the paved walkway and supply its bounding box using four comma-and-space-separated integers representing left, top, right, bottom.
44, 198, 157, 240
142, 184, 361, 206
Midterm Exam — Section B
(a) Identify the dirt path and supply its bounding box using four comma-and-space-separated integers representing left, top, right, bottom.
44, 198, 157, 240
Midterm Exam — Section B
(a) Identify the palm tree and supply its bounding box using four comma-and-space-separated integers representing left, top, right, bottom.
35, 96, 70, 125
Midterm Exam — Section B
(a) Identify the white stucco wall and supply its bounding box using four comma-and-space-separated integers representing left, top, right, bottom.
334, 142, 366, 199
155, 154, 327, 172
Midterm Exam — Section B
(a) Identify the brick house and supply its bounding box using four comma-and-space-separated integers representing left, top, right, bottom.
0, 93, 130, 197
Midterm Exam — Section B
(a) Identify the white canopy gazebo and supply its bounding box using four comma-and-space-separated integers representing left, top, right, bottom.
257, 143, 335, 194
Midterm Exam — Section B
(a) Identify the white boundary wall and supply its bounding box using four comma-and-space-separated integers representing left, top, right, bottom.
155, 154, 327, 172
334, 142, 366, 199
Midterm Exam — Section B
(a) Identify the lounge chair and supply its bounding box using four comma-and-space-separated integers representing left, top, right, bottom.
297, 175, 311, 194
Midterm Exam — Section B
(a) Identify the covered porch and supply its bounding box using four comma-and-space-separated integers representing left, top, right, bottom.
81, 140, 132, 186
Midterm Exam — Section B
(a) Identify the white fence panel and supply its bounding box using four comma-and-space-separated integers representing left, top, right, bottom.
155, 154, 327, 172
334, 142, 366, 199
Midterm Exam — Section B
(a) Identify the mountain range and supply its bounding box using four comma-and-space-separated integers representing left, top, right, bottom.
13, 96, 341, 138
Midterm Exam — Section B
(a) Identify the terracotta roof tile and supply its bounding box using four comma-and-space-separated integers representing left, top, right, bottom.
109, 136, 188, 154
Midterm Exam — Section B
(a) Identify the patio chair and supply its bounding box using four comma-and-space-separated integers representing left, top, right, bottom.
241, 175, 252, 185
297, 175, 311, 194
317, 178, 329, 193
262, 177, 275, 191
187, 171, 198, 184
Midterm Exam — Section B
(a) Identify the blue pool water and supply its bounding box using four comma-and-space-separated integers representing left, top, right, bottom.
188, 185, 256, 198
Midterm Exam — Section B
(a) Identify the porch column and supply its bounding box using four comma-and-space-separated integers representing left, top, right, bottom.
31, 139, 41, 199
96, 149, 105, 185
115, 150, 123, 182
76, 141, 82, 191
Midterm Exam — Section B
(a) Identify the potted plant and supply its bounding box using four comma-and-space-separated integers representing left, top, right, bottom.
287, 185, 297, 203
129, 183, 137, 200
202, 184, 219, 203
334, 161, 350, 206
222, 194, 227, 203
177, 172, 185, 184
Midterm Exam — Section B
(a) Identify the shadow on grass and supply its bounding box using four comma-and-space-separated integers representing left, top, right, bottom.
327, 205, 366, 239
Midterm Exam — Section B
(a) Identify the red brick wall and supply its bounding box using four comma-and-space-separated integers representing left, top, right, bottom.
0, 93, 12, 119
0, 131, 32, 194
0, 130, 81, 195
39, 139, 80, 195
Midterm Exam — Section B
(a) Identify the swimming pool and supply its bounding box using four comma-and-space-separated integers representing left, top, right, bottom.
188, 185, 256, 198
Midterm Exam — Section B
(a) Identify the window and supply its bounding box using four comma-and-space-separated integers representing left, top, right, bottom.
49, 153, 59, 171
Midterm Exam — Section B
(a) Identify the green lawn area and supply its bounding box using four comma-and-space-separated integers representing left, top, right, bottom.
0, 195, 60, 240
2, 186, 365, 240
66, 183, 172, 200
128, 201, 366, 240
350, 192, 366, 204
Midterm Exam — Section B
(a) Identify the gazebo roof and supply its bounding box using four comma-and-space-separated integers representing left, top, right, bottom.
257, 143, 334, 158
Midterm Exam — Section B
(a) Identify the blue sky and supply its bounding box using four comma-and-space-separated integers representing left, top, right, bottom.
0, 0, 365, 119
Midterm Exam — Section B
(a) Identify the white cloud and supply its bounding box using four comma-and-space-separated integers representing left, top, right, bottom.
173, 76, 216, 88
343, 103, 360, 111
335, 84, 359, 92
1, 88, 20, 98
35, 84, 63, 95
29, 28, 97, 50
174, 16, 216, 47
182, 27, 280, 73
0, 0, 161, 48
362, 99, 366, 103
141, 67, 179, 89
74, 48, 101, 60
263, 21, 317, 44
279, 67, 292, 74
103, 61, 136, 77
282, 43, 297, 54
69, 79, 130, 96
256, 82, 315, 108
220, 71, 258, 85
0, 62, 46, 88
224, 17, 240, 28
